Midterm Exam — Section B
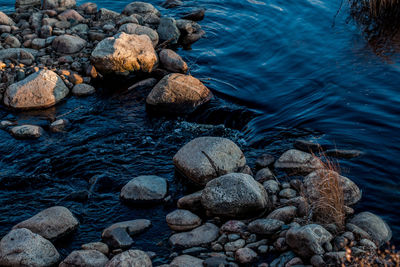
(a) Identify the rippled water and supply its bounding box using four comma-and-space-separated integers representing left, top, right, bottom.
1, 0, 400, 261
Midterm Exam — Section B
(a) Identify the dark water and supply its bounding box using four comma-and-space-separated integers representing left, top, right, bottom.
1, 0, 400, 261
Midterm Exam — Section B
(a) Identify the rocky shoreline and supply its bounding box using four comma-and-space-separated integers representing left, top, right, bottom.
0, 0, 396, 267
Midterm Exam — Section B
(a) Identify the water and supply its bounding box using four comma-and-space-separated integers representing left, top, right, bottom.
1, 0, 400, 261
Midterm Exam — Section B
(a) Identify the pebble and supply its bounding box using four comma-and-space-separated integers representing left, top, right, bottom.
235, 248, 258, 264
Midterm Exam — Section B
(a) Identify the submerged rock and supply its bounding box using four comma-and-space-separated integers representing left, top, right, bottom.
4, 69, 69, 109
173, 137, 245, 186
169, 223, 219, 248
13, 206, 79, 242
349, 212, 392, 246
91, 32, 158, 75
10, 125, 44, 139
146, 73, 212, 114
0, 228, 60, 267
106, 250, 152, 267
102, 219, 151, 248
274, 149, 323, 175
325, 149, 363, 159
166, 209, 202, 231
182, 9, 206, 21
201, 173, 269, 218
120, 175, 167, 203
59, 250, 108, 267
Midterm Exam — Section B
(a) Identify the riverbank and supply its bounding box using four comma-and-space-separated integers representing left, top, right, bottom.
0, 0, 398, 266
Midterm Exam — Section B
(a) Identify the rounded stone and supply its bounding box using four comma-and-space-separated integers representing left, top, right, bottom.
120, 175, 167, 203
106, 250, 152, 267
59, 250, 108, 267
10, 125, 43, 139
166, 209, 202, 231
52, 34, 87, 54
274, 149, 323, 175
72, 83, 96, 96
349, 212, 392, 246
169, 223, 219, 248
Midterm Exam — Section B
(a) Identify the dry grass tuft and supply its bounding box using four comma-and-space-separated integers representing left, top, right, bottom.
305, 153, 346, 231
345, 244, 400, 266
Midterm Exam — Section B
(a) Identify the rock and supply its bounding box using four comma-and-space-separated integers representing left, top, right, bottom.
52, 34, 86, 54
310, 255, 326, 267
31, 38, 46, 50
162, 0, 183, 9
201, 173, 269, 218
346, 223, 372, 240
4, 35, 21, 48
294, 139, 322, 153
170, 255, 203, 267
248, 219, 284, 235
0, 25, 11, 33
255, 153, 275, 169
91, 32, 158, 75
4, 69, 68, 109
40, 25, 52, 38
263, 180, 280, 195
279, 188, 297, 199
0, 48, 37, 63
15, 0, 41, 9
286, 224, 333, 258
50, 119, 69, 132
235, 248, 258, 264
324, 252, 346, 265
42, 0, 76, 9
182, 9, 206, 21
13, 206, 78, 241
267, 206, 297, 223
274, 149, 323, 175
304, 170, 362, 206
102, 227, 133, 249
270, 251, 296, 267
359, 238, 377, 250
82, 242, 109, 255
10, 125, 44, 139
106, 250, 152, 267
127, 78, 158, 91
59, 250, 108, 267
146, 73, 212, 114
72, 83, 96, 96
255, 167, 274, 183
0, 228, 60, 267
96, 8, 120, 21
220, 220, 247, 234
166, 209, 202, 231
0, 12, 15, 26
225, 239, 245, 252
159, 49, 188, 73
102, 219, 151, 248
203, 257, 229, 267
349, 212, 392, 246
325, 149, 363, 159
120, 175, 167, 203
177, 191, 203, 212
119, 23, 159, 47
80, 2, 98, 14
58, 9, 84, 22
157, 17, 180, 44
169, 223, 219, 248
122, 2, 161, 16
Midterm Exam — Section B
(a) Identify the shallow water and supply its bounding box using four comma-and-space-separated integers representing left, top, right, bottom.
1, 0, 400, 261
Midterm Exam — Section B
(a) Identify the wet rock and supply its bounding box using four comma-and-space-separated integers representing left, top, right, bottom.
255, 153, 275, 169
4, 35, 20, 48
120, 175, 167, 203
220, 220, 247, 234
58, 9, 84, 22
325, 149, 363, 159
182, 9, 206, 21
157, 17, 180, 44
102, 227, 133, 249
177, 191, 203, 212
304, 170, 361, 206
235, 247, 257, 264
82, 242, 109, 255
0, 48, 37, 63
263, 180, 280, 195
80, 2, 98, 14
72, 83, 96, 96
106, 250, 152, 267
119, 23, 159, 47
274, 149, 323, 175
91, 32, 158, 75
159, 49, 188, 73
59, 250, 108, 267
162, 0, 183, 9
248, 219, 284, 235
270, 251, 296, 267
52, 34, 86, 54
267, 206, 297, 223
0, 12, 15, 26
286, 224, 333, 258
0, 228, 60, 267
294, 139, 322, 153
166, 209, 202, 231
49, 119, 69, 132
0, 120, 15, 130
255, 167, 274, 183
310, 254, 326, 267
96, 8, 120, 21
10, 125, 44, 139
13, 206, 79, 241
122, 2, 161, 17
346, 223, 371, 240
43, 0, 76, 9
4, 69, 68, 109
146, 73, 212, 114
349, 212, 392, 246
201, 173, 269, 218
169, 223, 219, 248
225, 239, 245, 252
15, 0, 41, 9
170, 255, 203, 267
279, 188, 297, 199
31, 38, 46, 49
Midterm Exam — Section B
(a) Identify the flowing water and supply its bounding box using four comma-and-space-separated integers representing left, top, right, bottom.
0, 0, 399, 262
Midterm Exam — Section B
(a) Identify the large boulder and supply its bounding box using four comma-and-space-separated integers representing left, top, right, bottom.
274, 149, 323, 175
122, 2, 161, 16
201, 173, 269, 218
42, 0, 76, 9
106, 250, 152, 267
349, 212, 392, 246
52, 34, 87, 54
91, 32, 158, 75
0, 12, 15, 26
173, 137, 246, 186
120, 175, 168, 203
286, 224, 333, 258
3, 69, 69, 109
119, 23, 159, 47
146, 73, 212, 114
13, 206, 79, 242
169, 223, 219, 248
304, 170, 362, 206
0, 228, 60, 267
59, 250, 108, 267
